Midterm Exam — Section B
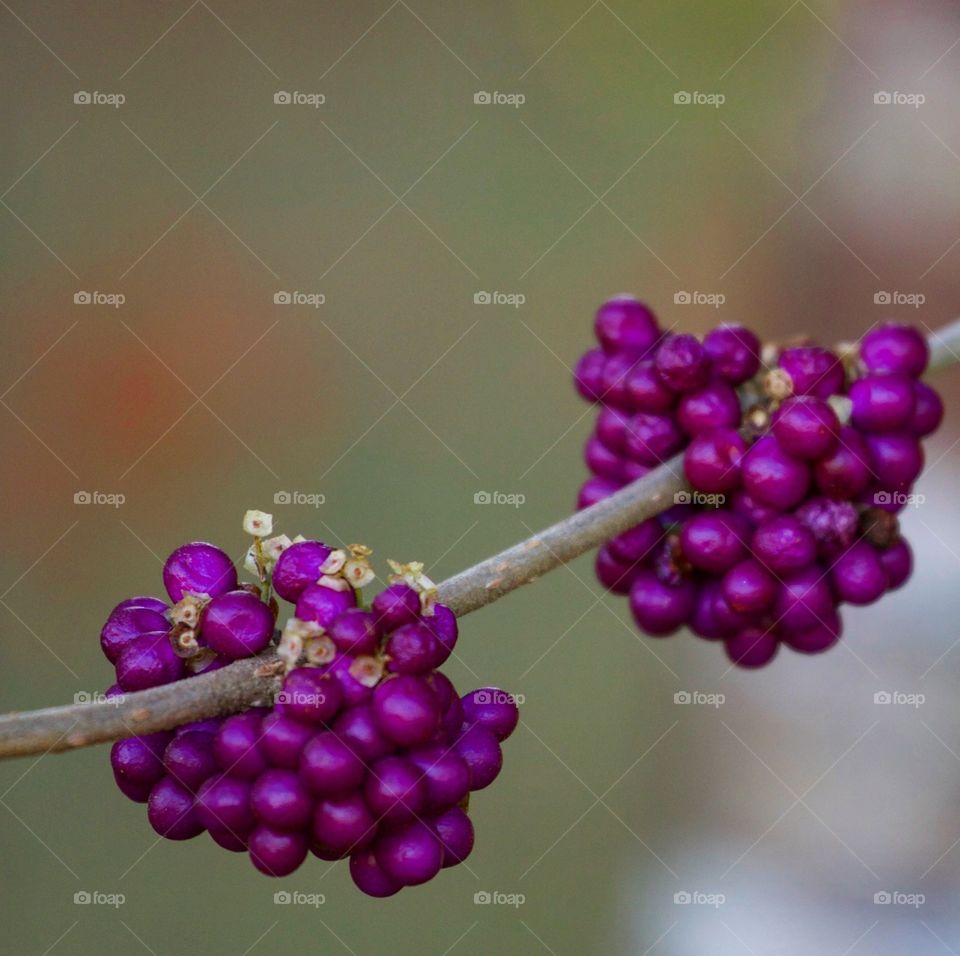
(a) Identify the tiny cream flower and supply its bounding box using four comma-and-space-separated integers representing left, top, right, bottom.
319, 549, 347, 575
344, 558, 375, 590
318, 573, 351, 592
304, 635, 336, 666
243, 510, 274, 537
349, 655, 384, 688
262, 534, 292, 563
828, 394, 853, 425
168, 594, 206, 628
243, 545, 260, 577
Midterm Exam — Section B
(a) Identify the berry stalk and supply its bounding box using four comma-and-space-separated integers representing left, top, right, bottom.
0, 320, 957, 761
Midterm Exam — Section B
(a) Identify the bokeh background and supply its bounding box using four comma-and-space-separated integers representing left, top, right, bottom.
2, 1, 960, 953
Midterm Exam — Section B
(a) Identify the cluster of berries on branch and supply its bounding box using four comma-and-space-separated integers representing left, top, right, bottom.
574, 297, 943, 667
101, 512, 518, 895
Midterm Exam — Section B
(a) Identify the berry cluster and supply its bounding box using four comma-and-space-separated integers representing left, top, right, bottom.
102, 514, 519, 895
574, 297, 943, 667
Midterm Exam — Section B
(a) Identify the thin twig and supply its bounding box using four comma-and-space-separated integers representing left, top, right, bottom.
0, 320, 957, 760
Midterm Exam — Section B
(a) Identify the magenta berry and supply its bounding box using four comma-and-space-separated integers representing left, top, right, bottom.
296, 582, 357, 629
771, 396, 840, 459
200, 590, 274, 659
703, 324, 761, 384
147, 777, 204, 840
272, 540, 332, 602
594, 296, 659, 355
861, 323, 928, 377
461, 688, 520, 742
372, 675, 440, 747
163, 542, 237, 602
655, 333, 710, 392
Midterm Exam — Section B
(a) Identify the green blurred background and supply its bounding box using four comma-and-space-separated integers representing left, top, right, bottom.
2, 1, 960, 953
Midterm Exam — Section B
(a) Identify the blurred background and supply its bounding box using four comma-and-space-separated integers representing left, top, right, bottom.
2, 1, 960, 953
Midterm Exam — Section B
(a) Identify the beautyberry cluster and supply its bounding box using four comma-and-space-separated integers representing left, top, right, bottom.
102, 513, 519, 895
574, 297, 943, 667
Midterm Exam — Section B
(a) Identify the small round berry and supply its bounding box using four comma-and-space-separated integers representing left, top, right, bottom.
326, 608, 380, 656
111, 733, 172, 789
251, 769, 313, 830
376, 819, 444, 887
425, 604, 458, 660
147, 777, 204, 840
849, 375, 916, 432
864, 433, 923, 492
794, 497, 858, 559
278, 667, 343, 725
432, 806, 475, 868
296, 582, 357, 630
774, 568, 835, 633
595, 546, 640, 594
831, 542, 888, 605
628, 571, 696, 636
725, 628, 779, 668
163, 542, 237, 602
260, 712, 314, 769
585, 434, 624, 481
300, 731, 365, 796
703, 325, 761, 384
364, 756, 428, 823
213, 712, 267, 779
777, 346, 844, 399
814, 426, 873, 499
372, 675, 440, 747
879, 539, 912, 590
385, 623, 441, 674
313, 793, 377, 855
455, 724, 503, 791
729, 489, 778, 527
680, 512, 749, 574
908, 381, 943, 438
249, 825, 308, 877
722, 559, 777, 613
350, 848, 402, 897
462, 688, 520, 742
209, 827, 249, 852
200, 590, 274, 659
689, 580, 732, 641
574, 348, 606, 402
625, 360, 675, 412
741, 435, 810, 510
577, 477, 623, 510
861, 323, 928, 377
196, 774, 255, 833
676, 381, 741, 435
782, 609, 842, 654
600, 353, 638, 410
333, 705, 394, 763
625, 412, 685, 465
596, 406, 631, 452
116, 632, 186, 692
408, 745, 471, 810
771, 396, 840, 459
608, 520, 661, 564
752, 516, 817, 575
594, 296, 659, 355
655, 333, 710, 392
683, 428, 747, 493
163, 731, 218, 793
110, 595, 168, 615
271, 540, 332, 602
101, 606, 170, 664
372, 584, 421, 631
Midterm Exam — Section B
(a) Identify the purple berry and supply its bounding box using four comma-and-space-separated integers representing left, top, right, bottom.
577, 476, 623, 510
328, 654, 376, 708
865, 433, 923, 492
278, 667, 343, 725
371, 584, 421, 631
300, 732, 365, 796
408, 745, 471, 810
462, 688, 520, 742
782, 609, 842, 654
271, 540, 332, 602
295, 582, 357, 630
260, 712, 314, 769
350, 848, 402, 897
676, 381, 741, 435
196, 775, 255, 833
703, 325, 761, 385
729, 489, 778, 527
778, 346, 844, 399
655, 333, 710, 392
200, 590, 274, 659
163, 542, 237, 602
683, 428, 747, 493
628, 571, 696, 635
908, 381, 943, 438
209, 827, 249, 852
455, 724, 503, 791
385, 623, 441, 674
689, 580, 733, 640
608, 520, 661, 564
425, 604, 458, 660
111, 732, 172, 790
625, 412, 685, 465
626, 360, 675, 412
585, 434, 624, 480
794, 497, 858, 559
251, 769, 313, 830
432, 806, 475, 868
752, 516, 816, 574
861, 323, 928, 377
774, 568, 834, 633
831, 542, 888, 605
596, 406, 631, 452
313, 793, 376, 855
600, 353, 638, 410
213, 712, 267, 779
814, 426, 873, 499
574, 347, 606, 402
163, 731, 219, 792
327, 608, 380, 656
726, 628, 779, 668
595, 546, 640, 594
771, 396, 840, 459
594, 296, 659, 355
879, 539, 912, 590
116, 632, 186, 691
333, 705, 394, 763
249, 825, 308, 877
101, 606, 170, 664
110, 595, 168, 615
722, 559, 777, 613
147, 777, 204, 840
741, 435, 810, 510
680, 512, 748, 573
849, 375, 916, 432
364, 756, 427, 823
376, 819, 443, 886
372, 675, 440, 747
